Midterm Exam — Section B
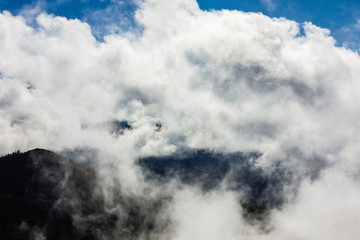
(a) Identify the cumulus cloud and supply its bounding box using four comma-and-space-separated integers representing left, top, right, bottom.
1, 0, 360, 238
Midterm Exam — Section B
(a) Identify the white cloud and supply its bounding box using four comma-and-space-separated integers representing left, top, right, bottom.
335, 18, 360, 50
262, 0, 276, 12
1, 0, 360, 238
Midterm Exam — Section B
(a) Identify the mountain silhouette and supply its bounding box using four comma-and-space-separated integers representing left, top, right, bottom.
0, 149, 169, 240
0, 148, 113, 240
0, 148, 286, 239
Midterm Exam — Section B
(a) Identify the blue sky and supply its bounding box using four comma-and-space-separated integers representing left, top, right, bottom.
1, 0, 360, 48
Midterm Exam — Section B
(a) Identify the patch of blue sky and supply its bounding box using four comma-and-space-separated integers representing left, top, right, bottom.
0, 0, 139, 40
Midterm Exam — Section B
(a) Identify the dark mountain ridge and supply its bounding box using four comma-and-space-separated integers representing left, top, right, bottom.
0, 148, 289, 239
0, 149, 168, 240
0, 148, 111, 240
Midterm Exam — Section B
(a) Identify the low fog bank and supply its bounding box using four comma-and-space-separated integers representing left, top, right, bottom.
2, 147, 359, 240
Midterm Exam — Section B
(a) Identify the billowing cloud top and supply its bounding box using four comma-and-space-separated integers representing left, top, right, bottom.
1, 0, 360, 239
